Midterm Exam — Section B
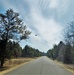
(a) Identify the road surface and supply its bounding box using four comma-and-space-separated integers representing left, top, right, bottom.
4, 56, 74, 75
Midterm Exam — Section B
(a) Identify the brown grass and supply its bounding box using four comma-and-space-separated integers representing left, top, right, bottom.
4, 58, 33, 68
64, 64, 74, 70
54, 60, 74, 74
0, 58, 35, 75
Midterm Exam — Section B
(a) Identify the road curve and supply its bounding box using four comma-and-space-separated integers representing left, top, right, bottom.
4, 56, 74, 75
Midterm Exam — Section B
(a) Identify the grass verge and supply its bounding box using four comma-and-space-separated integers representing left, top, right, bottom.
47, 57, 74, 74
0, 58, 35, 75
54, 60, 74, 74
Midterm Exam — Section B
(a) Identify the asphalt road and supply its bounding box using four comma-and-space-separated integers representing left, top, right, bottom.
4, 56, 74, 75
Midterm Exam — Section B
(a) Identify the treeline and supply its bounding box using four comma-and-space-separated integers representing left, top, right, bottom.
47, 41, 74, 64
6, 41, 22, 58
6, 41, 43, 58
47, 18, 74, 65
22, 45, 43, 57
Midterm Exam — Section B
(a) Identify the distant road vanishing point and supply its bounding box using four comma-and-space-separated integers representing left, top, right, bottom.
4, 56, 74, 75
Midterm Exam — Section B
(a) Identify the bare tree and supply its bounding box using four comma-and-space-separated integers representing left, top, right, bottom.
64, 21, 74, 66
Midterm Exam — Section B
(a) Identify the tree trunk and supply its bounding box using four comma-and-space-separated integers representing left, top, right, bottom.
0, 39, 7, 68
0, 58, 4, 68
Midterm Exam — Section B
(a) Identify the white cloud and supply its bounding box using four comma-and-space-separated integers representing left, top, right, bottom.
0, 0, 70, 52
49, 0, 58, 9
25, 7, 64, 52
49, 0, 70, 16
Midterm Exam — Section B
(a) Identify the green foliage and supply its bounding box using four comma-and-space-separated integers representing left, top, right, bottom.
0, 9, 31, 67
52, 44, 59, 60
47, 20, 74, 64
47, 41, 74, 64
63, 43, 72, 64
22, 45, 43, 57
47, 50, 53, 59
0, 9, 31, 41
6, 41, 22, 58
47, 44, 59, 60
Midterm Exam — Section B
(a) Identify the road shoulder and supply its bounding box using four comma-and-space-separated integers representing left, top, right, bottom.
0, 58, 35, 75
47, 57, 74, 74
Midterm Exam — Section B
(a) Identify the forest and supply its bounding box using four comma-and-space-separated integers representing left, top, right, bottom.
0, 8, 74, 68
47, 41, 74, 64
47, 22, 74, 64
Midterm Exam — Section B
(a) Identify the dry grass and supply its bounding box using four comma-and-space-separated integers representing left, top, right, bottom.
54, 60, 74, 74
64, 64, 74, 70
0, 58, 35, 75
4, 58, 33, 68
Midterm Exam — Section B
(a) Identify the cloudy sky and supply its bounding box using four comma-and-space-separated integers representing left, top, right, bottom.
0, 0, 74, 52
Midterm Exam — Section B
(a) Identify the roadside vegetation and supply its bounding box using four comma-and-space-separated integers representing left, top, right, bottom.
0, 58, 34, 71
0, 9, 43, 71
0, 8, 74, 73
47, 20, 74, 70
